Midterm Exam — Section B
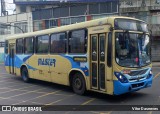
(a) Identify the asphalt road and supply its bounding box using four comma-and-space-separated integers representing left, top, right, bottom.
0, 63, 159, 114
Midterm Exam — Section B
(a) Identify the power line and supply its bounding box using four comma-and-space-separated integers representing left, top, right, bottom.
0, 23, 24, 33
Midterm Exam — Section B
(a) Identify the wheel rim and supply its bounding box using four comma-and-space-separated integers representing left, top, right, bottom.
74, 77, 82, 90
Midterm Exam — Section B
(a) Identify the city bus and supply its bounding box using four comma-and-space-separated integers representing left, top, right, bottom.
4, 16, 153, 95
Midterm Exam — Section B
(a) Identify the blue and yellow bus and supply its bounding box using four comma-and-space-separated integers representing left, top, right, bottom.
4, 16, 153, 95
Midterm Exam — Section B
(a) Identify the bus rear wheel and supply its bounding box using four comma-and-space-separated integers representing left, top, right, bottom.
72, 73, 86, 95
21, 67, 30, 83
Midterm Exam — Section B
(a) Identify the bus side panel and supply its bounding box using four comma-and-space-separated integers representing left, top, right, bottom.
49, 55, 72, 85
5, 66, 10, 74
57, 54, 89, 86
27, 54, 51, 82
15, 67, 21, 76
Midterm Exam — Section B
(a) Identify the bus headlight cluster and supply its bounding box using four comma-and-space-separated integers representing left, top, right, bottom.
114, 72, 128, 83
146, 70, 153, 79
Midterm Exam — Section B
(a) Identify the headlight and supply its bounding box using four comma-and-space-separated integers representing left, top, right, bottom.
147, 70, 152, 79
149, 71, 152, 75
114, 72, 128, 83
119, 75, 123, 79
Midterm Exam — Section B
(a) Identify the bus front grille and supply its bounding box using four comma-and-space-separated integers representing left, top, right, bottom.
129, 77, 145, 81
129, 69, 148, 76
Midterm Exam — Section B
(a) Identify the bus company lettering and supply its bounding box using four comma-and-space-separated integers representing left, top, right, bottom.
38, 58, 56, 67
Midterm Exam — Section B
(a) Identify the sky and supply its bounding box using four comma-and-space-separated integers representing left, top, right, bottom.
0, 0, 15, 15
5, 0, 15, 15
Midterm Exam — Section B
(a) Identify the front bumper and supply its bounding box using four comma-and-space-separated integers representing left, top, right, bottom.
113, 75, 153, 95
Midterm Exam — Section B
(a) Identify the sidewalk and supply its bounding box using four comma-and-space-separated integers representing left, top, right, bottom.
152, 62, 160, 67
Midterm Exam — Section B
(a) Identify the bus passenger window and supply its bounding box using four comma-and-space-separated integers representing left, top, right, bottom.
16, 39, 24, 54
50, 32, 66, 53
24, 37, 34, 54
69, 29, 87, 54
36, 35, 49, 54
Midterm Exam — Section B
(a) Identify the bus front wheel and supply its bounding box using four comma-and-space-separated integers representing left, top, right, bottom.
72, 73, 86, 95
21, 67, 30, 83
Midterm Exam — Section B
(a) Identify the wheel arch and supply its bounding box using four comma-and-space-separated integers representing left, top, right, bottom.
68, 69, 88, 89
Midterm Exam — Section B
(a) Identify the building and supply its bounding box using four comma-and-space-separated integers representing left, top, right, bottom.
120, 0, 160, 61
1, 0, 119, 35
0, 0, 119, 62
15, 0, 119, 31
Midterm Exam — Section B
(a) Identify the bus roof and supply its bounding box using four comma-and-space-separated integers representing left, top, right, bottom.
6, 16, 145, 40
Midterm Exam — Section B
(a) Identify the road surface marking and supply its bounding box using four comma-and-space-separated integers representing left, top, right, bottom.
6, 88, 45, 99
90, 111, 100, 114
35, 90, 61, 99
81, 98, 95, 105
11, 90, 61, 105
0, 83, 31, 89
0, 78, 13, 81
90, 111, 112, 114
0, 85, 37, 94
0, 96, 8, 99
0, 81, 21, 84
100, 112, 112, 114
44, 94, 75, 106
148, 111, 152, 114
45, 99, 64, 105
154, 72, 160, 79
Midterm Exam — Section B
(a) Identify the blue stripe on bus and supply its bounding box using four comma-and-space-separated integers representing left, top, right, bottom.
5, 54, 33, 67
15, 55, 25, 68
23, 55, 33, 62
26, 64, 37, 71
12, 55, 37, 71
4, 54, 9, 66
5, 54, 89, 76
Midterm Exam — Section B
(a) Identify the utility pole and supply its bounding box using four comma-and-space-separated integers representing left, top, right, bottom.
1, 0, 2, 16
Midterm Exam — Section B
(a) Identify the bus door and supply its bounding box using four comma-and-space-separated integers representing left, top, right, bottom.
90, 34, 107, 91
9, 44, 15, 74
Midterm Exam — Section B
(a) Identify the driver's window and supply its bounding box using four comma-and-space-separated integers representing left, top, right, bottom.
116, 33, 128, 57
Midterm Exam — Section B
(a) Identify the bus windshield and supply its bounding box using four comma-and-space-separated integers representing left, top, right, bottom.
115, 32, 151, 68
114, 19, 148, 32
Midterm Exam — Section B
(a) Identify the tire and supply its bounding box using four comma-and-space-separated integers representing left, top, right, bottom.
72, 73, 86, 95
21, 67, 30, 83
